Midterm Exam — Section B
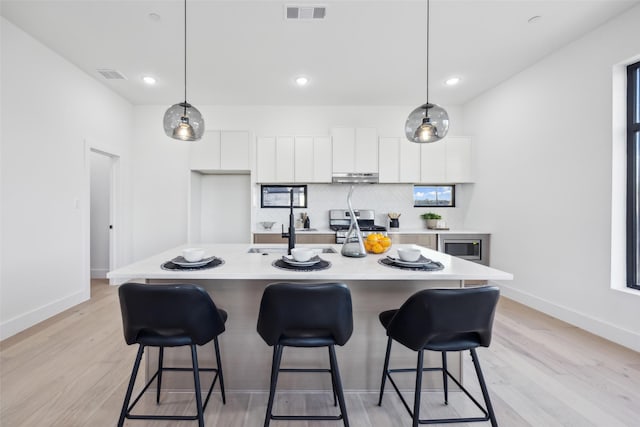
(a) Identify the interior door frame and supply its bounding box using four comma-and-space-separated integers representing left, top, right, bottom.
83, 139, 121, 293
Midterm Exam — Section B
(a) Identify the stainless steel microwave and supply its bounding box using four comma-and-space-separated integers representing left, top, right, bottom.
437, 234, 490, 266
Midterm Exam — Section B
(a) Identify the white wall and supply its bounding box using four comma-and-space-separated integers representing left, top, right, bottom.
0, 18, 133, 339
462, 5, 640, 351
131, 104, 466, 259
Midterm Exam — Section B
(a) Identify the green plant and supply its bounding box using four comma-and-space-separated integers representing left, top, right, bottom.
421, 212, 442, 220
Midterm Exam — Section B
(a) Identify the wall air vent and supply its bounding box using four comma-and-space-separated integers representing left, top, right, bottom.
96, 69, 127, 80
286, 5, 326, 20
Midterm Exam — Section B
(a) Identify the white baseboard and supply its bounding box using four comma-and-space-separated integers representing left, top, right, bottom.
494, 282, 640, 352
0, 289, 89, 341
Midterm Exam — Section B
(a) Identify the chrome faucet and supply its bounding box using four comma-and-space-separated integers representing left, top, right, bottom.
281, 188, 296, 255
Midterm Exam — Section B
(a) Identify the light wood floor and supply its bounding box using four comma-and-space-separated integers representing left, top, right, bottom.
1, 280, 638, 426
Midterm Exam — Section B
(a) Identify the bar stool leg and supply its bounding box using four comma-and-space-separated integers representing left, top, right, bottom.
190, 345, 205, 427
441, 351, 448, 405
413, 350, 424, 427
328, 347, 338, 406
378, 337, 393, 406
470, 348, 498, 427
118, 345, 145, 427
328, 344, 350, 427
264, 344, 283, 427
213, 337, 226, 404
156, 346, 164, 404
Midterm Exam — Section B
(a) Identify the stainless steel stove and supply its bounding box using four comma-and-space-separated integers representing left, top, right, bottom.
329, 209, 387, 244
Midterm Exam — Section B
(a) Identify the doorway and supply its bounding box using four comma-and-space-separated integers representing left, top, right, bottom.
86, 146, 120, 294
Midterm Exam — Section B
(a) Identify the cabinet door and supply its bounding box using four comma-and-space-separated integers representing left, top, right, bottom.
331, 128, 355, 173
313, 136, 333, 182
378, 137, 400, 183
294, 136, 314, 182
221, 130, 250, 170
189, 130, 221, 170
420, 140, 446, 182
276, 136, 295, 182
399, 139, 421, 182
355, 128, 378, 173
445, 136, 472, 183
256, 137, 276, 182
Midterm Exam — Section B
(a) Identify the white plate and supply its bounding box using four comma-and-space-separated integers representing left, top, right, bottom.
386, 255, 433, 268
171, 256, 216, 267
282, 255, 321, 267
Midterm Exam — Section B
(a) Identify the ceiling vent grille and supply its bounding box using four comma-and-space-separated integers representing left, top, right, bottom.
286, 5, 326, 20
96, 69, 127, 80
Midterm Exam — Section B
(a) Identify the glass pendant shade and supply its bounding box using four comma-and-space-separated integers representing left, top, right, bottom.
405, 103, 449, 143
163, 102, 204, 141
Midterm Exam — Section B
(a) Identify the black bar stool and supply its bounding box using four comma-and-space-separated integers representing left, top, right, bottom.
117, 283, 227, 427
257, 282, 353, 427
377, 286, 500, 427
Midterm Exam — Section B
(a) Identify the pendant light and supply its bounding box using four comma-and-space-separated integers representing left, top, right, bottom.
405, 0, 449, 143
163, 0, 204, 141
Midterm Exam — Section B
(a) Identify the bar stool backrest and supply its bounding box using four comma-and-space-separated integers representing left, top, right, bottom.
118, 283, 226, 346
257, 282, 353, 346
386, 286, 500, 352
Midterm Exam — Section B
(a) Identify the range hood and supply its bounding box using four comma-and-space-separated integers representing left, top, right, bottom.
331, 172, 379, 184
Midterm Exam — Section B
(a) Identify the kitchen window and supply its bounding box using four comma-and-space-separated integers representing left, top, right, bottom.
413, 185, 455, 207
628, 61, 640, 290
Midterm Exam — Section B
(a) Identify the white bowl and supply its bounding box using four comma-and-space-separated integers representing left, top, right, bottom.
182, 248, 205, 262
290, 248, 314, 262
397, 248, 421, 262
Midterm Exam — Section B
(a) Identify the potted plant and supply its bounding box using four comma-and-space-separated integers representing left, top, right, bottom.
421, 212, 442, 229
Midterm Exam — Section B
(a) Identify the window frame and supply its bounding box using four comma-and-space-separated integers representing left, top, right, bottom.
627, 61, 640, 290
413, 185, 456, 208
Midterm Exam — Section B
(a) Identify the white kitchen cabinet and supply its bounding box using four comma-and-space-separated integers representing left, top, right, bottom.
399, 138, 421, 183
276, 136, 295, 182
378, 137, 400, 183
444, 136, 473, 183
294, 136, 314, 182
420, 140, 447, 182
256, 136, 277, 182
189, 130, 250, 171
331, 127, 378, 174
257, 135, 332, 183
331, 128, 356, 173
312, 136, 332, 182
355, 128, 378, 173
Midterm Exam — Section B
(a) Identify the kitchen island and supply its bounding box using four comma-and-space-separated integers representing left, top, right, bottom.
108, 243, 513, 392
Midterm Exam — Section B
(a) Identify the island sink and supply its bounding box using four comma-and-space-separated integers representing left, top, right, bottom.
247, 246, 337, 254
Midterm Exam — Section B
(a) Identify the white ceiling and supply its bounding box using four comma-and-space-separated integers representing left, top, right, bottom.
2, 0, 638, 107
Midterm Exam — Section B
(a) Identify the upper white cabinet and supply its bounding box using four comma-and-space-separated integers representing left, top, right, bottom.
331, 127, 378, 173
379, 135, 473, 184
378, 137, 400, 183
189, 130, 250, 171
256, 135, 333, 183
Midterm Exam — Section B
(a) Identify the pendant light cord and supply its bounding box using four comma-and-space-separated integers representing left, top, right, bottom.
426, 0, 430, 105
183, 0, 188, 104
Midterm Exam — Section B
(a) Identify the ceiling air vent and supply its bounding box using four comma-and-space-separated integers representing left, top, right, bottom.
286, 5, 326, 20
96, 69, 127, 80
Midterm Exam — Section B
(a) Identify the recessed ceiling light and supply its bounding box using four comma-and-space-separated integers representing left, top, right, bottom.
142, 76, 157, 85
148, 13, 161, 22
295, 76, 309, 86
445, 77, 461, 86
528, 15, 542, 24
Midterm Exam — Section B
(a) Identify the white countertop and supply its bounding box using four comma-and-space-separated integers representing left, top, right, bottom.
107, 243, 513, 282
